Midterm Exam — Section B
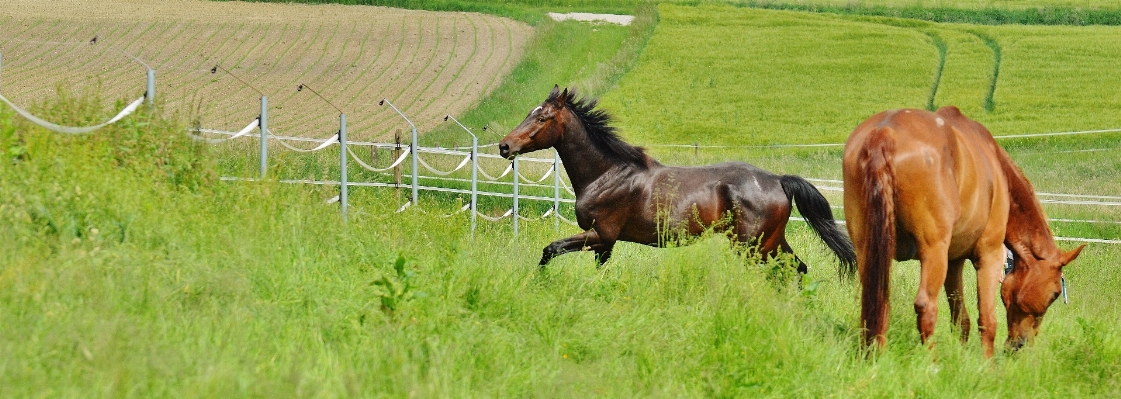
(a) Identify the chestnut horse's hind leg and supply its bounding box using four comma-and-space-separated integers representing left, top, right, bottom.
944, 259, 971, 344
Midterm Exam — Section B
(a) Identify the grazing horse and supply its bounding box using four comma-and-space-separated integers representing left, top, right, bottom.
843, 106, 1084, 357
499, 86, 856, 276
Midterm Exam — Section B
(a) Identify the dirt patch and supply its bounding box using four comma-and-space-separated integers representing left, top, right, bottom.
0, 0, 532, 141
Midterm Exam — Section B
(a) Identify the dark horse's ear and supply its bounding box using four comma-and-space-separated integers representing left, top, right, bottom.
554, 87, 570, 105
549, 85, 561, 100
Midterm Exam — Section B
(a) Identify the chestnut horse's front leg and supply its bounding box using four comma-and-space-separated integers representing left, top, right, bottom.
540, 229, 613, 266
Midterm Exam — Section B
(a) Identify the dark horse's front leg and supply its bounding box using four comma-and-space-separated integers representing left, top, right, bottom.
540, 229, 616, 267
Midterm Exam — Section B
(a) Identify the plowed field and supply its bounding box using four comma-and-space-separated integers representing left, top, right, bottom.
0, 0, 532, 141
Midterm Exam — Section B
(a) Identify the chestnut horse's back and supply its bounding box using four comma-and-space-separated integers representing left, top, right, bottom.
841, 107, 1054, 357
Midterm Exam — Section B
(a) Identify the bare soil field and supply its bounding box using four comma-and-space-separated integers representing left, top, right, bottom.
0, 0, 532, 141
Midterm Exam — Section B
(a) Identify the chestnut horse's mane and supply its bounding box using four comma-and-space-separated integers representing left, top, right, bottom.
549, 88, 650, 168
994, 142, 1059, 262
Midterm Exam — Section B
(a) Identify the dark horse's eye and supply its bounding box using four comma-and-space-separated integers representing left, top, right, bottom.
537, 117, 546, 123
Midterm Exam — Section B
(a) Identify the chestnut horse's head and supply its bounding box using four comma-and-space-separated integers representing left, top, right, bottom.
499, 86, 573, 159
1001, 244, 1084, 350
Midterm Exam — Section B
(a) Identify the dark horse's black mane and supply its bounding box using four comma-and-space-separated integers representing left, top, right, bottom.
550, 89, 649, 168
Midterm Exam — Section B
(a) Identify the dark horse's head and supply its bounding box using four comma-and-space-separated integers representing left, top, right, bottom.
499, 86, 648, 168
499, 86, 575, 159
1001, 244, 1084, 350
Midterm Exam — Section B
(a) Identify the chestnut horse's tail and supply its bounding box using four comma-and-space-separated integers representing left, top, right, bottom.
779, 175, 857, 278
857, 127, 897, 347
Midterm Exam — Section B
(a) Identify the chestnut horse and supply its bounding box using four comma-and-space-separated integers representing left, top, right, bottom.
499, 87, 856, 275
843, 106, 1084, 357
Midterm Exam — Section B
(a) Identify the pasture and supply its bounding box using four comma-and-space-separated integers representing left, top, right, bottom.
2, 0, 1121, 397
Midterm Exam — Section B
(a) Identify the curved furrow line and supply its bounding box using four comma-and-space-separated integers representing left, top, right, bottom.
479, 16, 516, 101
412, 15, 482, 129
168, 22, 242, 95
971, 31, 1002, 113
275, 21, 342, 135
391, 16, 446, 115
0, 18, 60, 62
410, 17, 468, 130
354, 16, 426, 137
922, 30, 948, 111
143, 19, 203, 73
443, 14, 484, 114
437, 14, 483, 119
4, 18, 79, 77
373, 16, 450, 137
174, 23, 250, 127
204, 22, 277, 127
342, 20, 394, 107
3, 19, 81, 80
343, 17, 403, 109
96, 20, 168, 100
290, 19, 353, 133
319, 18, 362, 91
141, 20, 214, 120
140, 20, 191, 71
15, 20, 133, 103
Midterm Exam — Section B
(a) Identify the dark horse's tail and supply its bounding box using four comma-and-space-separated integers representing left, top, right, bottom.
779, 174, 857, 278
855, 127, 897, 348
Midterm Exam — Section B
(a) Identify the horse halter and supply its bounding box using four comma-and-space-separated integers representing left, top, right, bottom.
1001, 249, 1068, 304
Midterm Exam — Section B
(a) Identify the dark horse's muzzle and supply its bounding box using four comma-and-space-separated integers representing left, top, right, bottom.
499, 142, 517, 159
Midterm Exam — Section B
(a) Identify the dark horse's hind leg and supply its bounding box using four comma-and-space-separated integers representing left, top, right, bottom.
540, 229, 615, 267
779, 241, 810, 275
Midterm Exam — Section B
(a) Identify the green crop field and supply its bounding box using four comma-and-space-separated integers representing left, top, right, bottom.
3, 0, 1121, 397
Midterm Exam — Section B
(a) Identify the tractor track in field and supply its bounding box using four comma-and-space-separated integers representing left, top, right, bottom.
0, 0, 532, 141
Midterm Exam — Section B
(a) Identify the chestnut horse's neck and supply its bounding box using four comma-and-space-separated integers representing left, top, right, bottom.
553, 106, 656, 195
998, 147, 1060, 261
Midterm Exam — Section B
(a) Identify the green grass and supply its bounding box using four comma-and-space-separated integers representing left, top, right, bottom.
4, 95, 1121, 397
5, 1, 1121, 396
723, 0, 1121, 25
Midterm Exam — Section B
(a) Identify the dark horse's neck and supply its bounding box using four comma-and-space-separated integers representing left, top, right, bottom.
554, 106, 658, 196
997, 147, 1060, 261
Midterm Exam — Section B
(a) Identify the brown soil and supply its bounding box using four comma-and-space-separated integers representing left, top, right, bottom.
0, 0, 532, 141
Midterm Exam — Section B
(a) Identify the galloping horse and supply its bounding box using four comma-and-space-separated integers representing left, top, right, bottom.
843, 106, 1084, 357
499, 86, 856, 275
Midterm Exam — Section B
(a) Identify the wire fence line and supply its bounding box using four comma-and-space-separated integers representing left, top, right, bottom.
0, 48, 1116, 243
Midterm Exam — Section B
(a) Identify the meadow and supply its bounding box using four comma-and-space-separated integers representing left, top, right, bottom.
3, 1, 1121, 398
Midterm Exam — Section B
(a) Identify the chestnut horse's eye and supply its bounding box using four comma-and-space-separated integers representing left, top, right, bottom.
537, 117, 546, 123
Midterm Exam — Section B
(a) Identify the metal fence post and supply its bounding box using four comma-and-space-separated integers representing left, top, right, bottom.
146, 68, 155, 107
554, 150, 560, 232
445, 115, 479, 237
471, 136, 478, 236
340, 113, 348, 222
411, 125, 418, 207
259, 95, 268, 179
512, 157, 519, 236
381, 99, 418, 208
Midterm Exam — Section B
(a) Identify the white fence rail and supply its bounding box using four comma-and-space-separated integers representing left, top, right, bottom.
1, 49, 1118, 242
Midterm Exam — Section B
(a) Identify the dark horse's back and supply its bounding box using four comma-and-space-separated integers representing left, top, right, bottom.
645, 161, 791, 235
632, 161, 855, 275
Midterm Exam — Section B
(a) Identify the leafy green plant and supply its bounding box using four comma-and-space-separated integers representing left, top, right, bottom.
372, 255, 427, 315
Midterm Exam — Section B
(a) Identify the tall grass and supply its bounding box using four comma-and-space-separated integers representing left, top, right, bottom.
4, 94, 1121, 397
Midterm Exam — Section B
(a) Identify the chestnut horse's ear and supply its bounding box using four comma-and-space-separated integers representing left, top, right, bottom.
1060, 244, 1086, 266
550, 85, 561, 99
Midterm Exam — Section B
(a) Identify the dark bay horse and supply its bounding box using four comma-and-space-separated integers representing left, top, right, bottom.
843, 106, 1085, 357
499, 87, 855, 276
